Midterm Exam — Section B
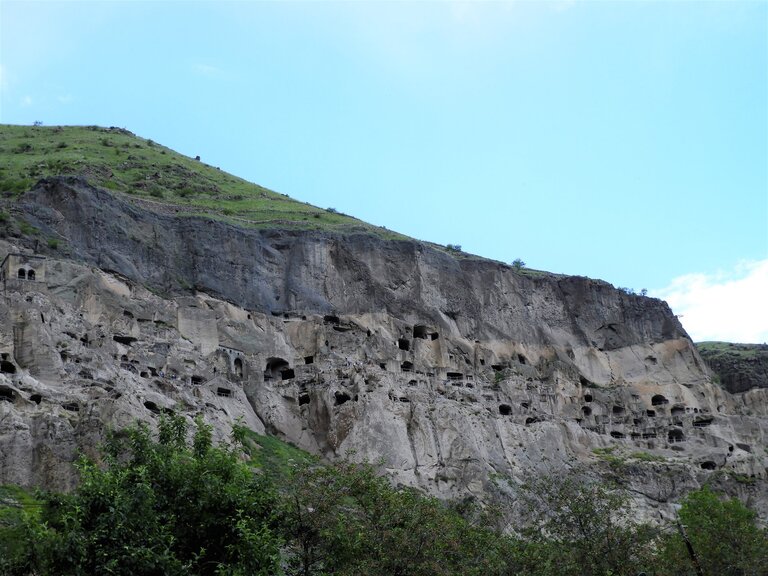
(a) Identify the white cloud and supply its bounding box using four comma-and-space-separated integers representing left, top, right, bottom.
20, 95, 32, 107
652, 259, 768, 343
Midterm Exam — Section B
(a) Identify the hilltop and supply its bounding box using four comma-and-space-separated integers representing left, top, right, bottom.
0, 124, 406, 237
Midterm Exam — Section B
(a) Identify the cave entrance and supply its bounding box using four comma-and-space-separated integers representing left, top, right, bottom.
668, 429, 685, 443
0, 361, 16, 374
233, 357, 243, 378
27, 270, 35, 281
17, 269, 25, 280
651, 394, 669, 406
264, 357, 289, 381
334, 391, 351, 406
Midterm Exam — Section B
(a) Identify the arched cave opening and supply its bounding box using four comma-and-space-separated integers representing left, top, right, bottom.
498, 404, 512, 415
27, 270, 35, 281
17, 269, 26, 280
264, 357, 289, 381
401, 361, 414, 372
398, 338, 410, 351
651, 394, 669, 406
234, 357, 244, 378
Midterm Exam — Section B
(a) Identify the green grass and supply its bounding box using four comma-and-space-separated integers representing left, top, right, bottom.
0, 124, 409, 237
629, 451, 666, 463
697, 341, 768, 359
236, 427, 315, 482
0, 485, 42, 562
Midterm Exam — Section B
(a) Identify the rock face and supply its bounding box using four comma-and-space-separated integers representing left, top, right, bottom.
697, 342, 768, 394
1, 176, 767, 522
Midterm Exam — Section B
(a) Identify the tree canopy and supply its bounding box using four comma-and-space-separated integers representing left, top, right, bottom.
1, 417, 766, 576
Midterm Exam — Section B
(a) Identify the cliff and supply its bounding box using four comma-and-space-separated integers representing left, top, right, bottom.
698, 342, 768, 394
1, 127, 767, 524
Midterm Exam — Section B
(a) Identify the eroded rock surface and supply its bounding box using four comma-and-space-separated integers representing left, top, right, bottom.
1, 177, 766, 523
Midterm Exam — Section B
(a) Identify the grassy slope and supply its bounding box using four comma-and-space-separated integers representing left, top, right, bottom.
697, 341, 768, 359
0, 124, 407, 237
0, 123, 558, 275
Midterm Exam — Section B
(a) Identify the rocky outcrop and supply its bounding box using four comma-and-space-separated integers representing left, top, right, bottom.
697, 342, 768, 394
1, 176, 767, 523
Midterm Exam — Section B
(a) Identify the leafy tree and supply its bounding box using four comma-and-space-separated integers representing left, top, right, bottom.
281, 460, 510, 576
657, 486, 768, 576
19, 415, 281, 576
512, 258, 525, 270
517, 475, 656, 576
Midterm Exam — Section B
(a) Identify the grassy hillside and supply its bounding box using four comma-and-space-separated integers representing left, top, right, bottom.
0, 124, 405, 237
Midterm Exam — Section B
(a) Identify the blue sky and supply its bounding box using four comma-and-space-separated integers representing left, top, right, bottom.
1, 1, 766, 341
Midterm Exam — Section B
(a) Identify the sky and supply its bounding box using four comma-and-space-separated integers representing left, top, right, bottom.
1, 0, 766, 342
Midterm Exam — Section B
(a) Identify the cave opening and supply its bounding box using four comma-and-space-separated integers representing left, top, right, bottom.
0, 361, 16, 374
413, 325, 429, 339
651, 394, 669, 406
334, 391, 351, 406
264, 357, 289, 380
668, 429, 685, 443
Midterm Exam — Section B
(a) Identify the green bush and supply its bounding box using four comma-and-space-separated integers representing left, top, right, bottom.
657, 486, 768, 575
16, 416, 281, 576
